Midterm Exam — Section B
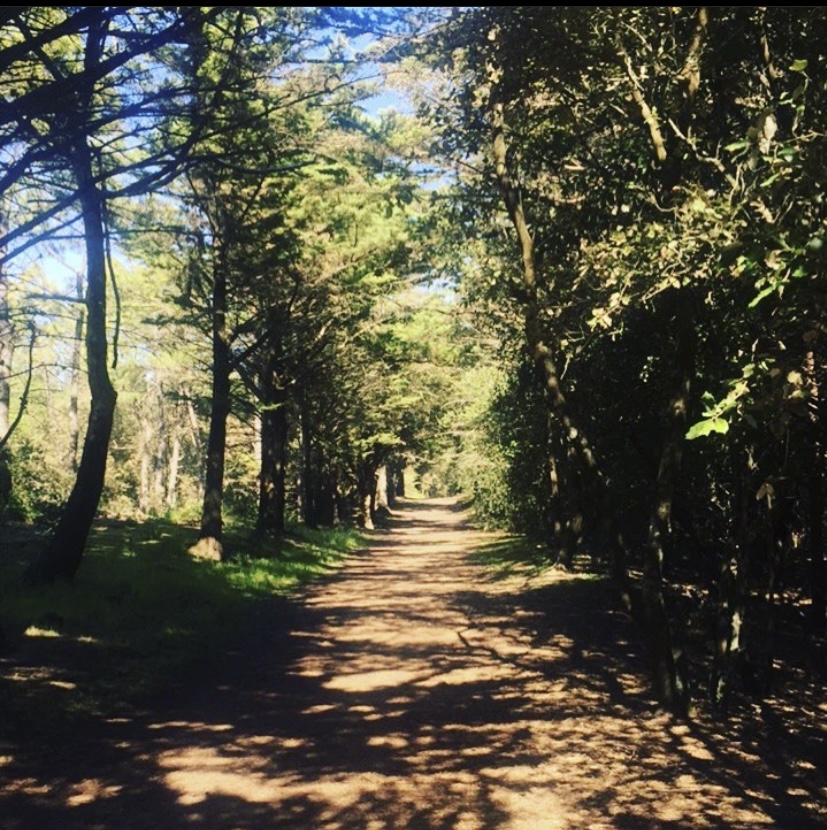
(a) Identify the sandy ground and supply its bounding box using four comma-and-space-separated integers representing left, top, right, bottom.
1, 497, 825, 829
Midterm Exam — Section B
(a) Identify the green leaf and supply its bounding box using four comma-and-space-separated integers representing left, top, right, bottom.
790, 59, 808, 73
748, 284, 778, 308
686, 418, 729, 440
724, 140, 750, 153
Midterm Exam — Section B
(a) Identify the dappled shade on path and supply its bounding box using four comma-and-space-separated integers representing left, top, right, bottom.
2, 498, 825, 828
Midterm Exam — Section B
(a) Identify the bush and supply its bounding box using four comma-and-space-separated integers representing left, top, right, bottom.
3, 441, 71, 523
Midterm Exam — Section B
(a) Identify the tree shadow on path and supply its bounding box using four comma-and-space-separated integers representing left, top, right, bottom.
1, 497, 825, 829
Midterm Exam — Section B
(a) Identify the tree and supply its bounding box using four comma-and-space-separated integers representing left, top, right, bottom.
0, 200, 11, 509
425, 7, 688, 709
423, 6, 827, 712
176, 8, 324, 558
0, 8, 235, 580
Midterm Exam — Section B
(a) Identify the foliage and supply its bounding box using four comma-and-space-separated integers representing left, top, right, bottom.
421, 6, 827, 710
472, 359, 551, 535
2, 439, 70, 522
4, 5, 824, 715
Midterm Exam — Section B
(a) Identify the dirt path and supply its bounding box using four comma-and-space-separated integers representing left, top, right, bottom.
1, 498, 825, 829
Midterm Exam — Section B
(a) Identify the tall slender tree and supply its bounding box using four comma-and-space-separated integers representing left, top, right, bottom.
0, 7, 223, 580
0, 199, 10, 509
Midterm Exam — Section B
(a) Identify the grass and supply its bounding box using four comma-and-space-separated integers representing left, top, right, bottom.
0, 519, 365, 739
470, 534, 563, 579
470, 527, 611, 584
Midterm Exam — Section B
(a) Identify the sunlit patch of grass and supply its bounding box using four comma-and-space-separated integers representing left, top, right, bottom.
23, 625, 60, 638
222, 524, 367, 594
470, 535, 560, 579
471, 534, 606, 583
0, 519, 365, 739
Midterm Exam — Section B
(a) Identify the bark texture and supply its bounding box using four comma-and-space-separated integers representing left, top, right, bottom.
194, 250, 230, 561
29, 137, 116, 582
641, 300, 695, 713
256, 332, 288, 536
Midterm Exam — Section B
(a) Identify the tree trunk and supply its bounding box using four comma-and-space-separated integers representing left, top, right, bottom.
257, 399, 288, 535
0, 201, 11, 511
710, 440, 751, 711
393, 457, 406, 498
300, 388, 317, 526
139, 412, 153, 515
711, 552, 747, 711
256, 332, 288, 536
192, 253, 230, 561
375, 465, 390, 513
335, 478, 349, 526
640, 299, 695, 714
0, 204, 11, 445
185, 390, 202, 453
67, 273, 84, 472
316, 467, 337, 525
547, 415, 578, 568
361, 492, 374, 529
757, 491, 789, 696
28, 138, 117, 583
356, 461, 377, 529
386, 459, 400, 508
152, 392, 167, 510
166, 434, 181, 510
804, 349, 826, 629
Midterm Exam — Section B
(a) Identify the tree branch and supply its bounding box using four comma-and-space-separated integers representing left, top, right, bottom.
0, 322, 35, 452
617, 43, 667, 165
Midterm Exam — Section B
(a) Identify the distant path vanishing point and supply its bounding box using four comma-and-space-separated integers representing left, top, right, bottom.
2, 497, 819, 829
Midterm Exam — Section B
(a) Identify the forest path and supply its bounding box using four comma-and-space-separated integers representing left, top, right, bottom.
1, 497, 821, 829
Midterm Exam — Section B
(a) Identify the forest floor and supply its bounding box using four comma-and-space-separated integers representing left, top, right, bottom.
1, 497, 825, 829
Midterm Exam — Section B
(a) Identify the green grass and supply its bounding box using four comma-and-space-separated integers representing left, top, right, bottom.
0, 519, 365, 738
470, 532, 606, 582
470, 534, 561, 579
223, 524, 366, 594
